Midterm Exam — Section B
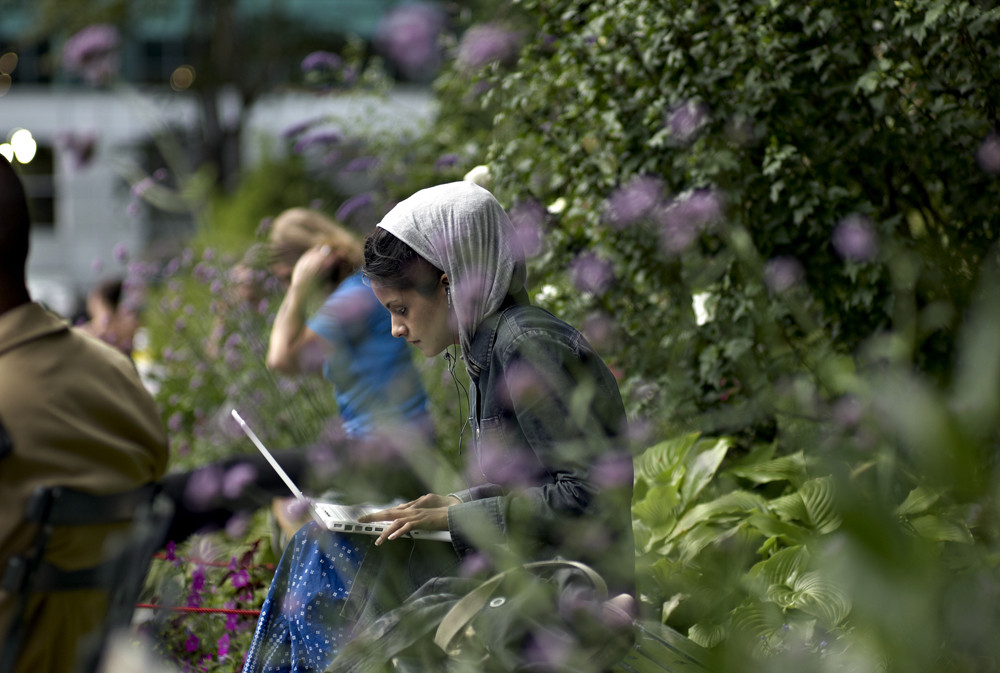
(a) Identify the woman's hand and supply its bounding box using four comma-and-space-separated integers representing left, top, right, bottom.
359, 493, 460, 545
290, 244, 337, 291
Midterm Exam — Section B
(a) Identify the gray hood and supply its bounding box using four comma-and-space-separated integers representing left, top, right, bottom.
376, 181, 527, 368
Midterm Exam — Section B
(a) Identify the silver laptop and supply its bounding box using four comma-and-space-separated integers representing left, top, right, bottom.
231, 409, 452, 543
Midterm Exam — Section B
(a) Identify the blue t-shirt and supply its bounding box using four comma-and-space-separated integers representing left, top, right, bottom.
307, 272, 430, 437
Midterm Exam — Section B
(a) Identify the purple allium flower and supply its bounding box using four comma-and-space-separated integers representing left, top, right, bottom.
301, 51, 343, 72
605, 175, 663, 228
592, 452, 633, 488
167, 412, 183, 433
976, 133, 1000, 174
184, 632, 200, 653
375, 2, 446, 80
667, 100, 709, 142
508, 199, 547, 258
222, 463, 258, 499
184, 466, 222, 510
656, 188, 723, 253
62, 24, 121, 86
281, 117, 325, 140
581, 311, 615, 351
455, 23, 522, 71
832, 214, 879, 262
434, 153, 459, 171
832, 395, 863, 427
569, 252, 615, 295
342, 156, 380, 173
763, 256, 805, 293
293, 130, 343, 154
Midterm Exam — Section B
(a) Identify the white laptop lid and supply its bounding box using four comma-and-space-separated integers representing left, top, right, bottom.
230, 409, 451, 542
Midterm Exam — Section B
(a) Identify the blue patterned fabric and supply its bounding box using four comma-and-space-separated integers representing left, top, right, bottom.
243, 524, 364, 673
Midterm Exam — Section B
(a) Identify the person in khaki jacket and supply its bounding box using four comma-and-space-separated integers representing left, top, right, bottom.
0, 156, 169, 673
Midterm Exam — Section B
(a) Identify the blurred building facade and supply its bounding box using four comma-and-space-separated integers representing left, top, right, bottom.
0, 0, 439, 316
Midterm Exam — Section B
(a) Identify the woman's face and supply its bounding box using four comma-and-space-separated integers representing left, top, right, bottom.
371, 278, 456, 357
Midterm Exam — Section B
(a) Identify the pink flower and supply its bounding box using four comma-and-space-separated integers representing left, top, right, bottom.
62, 24, 121, 86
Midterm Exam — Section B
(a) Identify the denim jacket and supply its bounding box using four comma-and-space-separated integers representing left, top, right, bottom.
446, 300, 635, 594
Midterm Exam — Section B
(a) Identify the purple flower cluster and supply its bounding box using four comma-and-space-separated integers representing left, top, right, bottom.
62, 24, 121, 86
656, 188, 724, 254
763, 256, 805, 293
832, 214, 878, 262
375, 2, 446, 80
976, 133, 1000, 174
455, 23, 522, 71
508, 199, 547, 259
569, 252, 615, 295
667, 100, 710, 143
605, 175, 664, 228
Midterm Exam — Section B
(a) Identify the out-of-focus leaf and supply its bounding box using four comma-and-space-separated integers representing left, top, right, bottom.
908, 514, 974, 544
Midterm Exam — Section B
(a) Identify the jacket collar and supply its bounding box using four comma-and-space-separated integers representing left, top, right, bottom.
464, 292, 527, 378
0, 302, 70, 358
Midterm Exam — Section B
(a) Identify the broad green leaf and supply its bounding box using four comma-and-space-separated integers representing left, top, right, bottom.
746, 545, 809, 590
633, 483, 680, 528
800, 477, 841, 533
672, 490, 769, 539
728, 451, 810, 484
688, 621, 728, 649
895, 485, 942, 517
767, 570, 852, 627
679, 437, 732, 504
633, 433, 702, 487
769, 492, 808, 522
745, 513, 809, 546
908, 514, 974, 543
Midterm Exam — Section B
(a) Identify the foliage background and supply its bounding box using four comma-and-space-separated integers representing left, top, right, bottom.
37, 0, 1000, 671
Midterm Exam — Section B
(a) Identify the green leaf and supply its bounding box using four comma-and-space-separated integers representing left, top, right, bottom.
688, 620, 728, 649
768, 570, 852, 627
679, 437, 732, 504
673, 490, 769, 539
633, 433, 702, 487
799, 477, 841, 533
745, 513, 809, 546
728, 451, 810, 485
908, 514, 974, 544
895, 485, 943, 517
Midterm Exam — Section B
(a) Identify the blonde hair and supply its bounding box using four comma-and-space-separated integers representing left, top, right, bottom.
268, 208, 363, 284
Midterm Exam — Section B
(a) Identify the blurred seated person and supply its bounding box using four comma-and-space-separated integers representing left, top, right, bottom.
0, 157, 169, 673
78, 276, 140, 357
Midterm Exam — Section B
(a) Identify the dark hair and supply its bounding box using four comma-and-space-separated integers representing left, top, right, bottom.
362, 227, 442, 296
0, 157, 31, 278
94, 277, 124, 309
